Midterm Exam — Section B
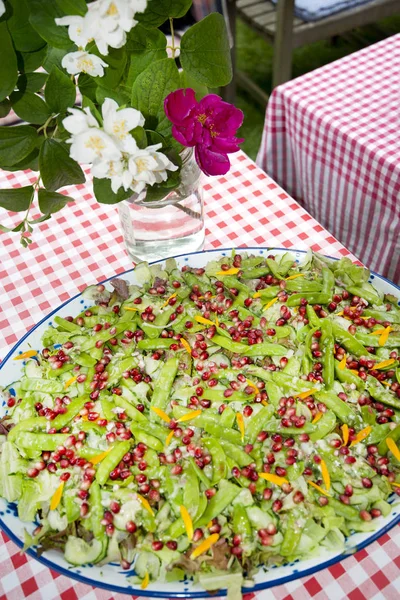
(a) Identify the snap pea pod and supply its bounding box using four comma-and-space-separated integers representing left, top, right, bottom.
306, 304, 321, 327
378, 424, 400, 455
76, 446, 103, 460
64, 493, 80, 523
346, 286, 382, 305
367, 423, 392, 445
219, 439, 253, 467
80, 323, 126, 350
252, 286, 281, 299
321, 267, 335, 295
211, 334, 287, 357
101, 397, 116, 422
202, 421, 243, 445
114, 395, 144, 421
314, 391, 358, 424
265, 381, 283, 406
51, 395, 87, 430
366, 376, 400, 411
331, 322, 374, 358
285, 279, 322, 293
90, 480, 106, 540
20, 378, 64, 394
327, 497, 360, 520
106, 356, 137, 384
195, 480, 242, 528
232, 504, 252, 539
78, 421, 106, 435
7, 416, 47, 443
137, 338, 177, 351
189, 457, 211, 488
183, 271, 210, 294
203, 438, 227, 484
281, 514, 304, 557
286, 293, 331, 307
334, 364, 365, 390
140, 306, 177, 340
47, 363, 75, 378
203, 388, 253, 403
219, 406, 236, 428
73, 352, 97, 368
149, 357, 179, 420
131, 427, 163, 452
309, 410, 336, 441
320, 320, 335, 389
245, 404, 275, 443
218, 275, 253, 295
355, 332, 400, 348
95, 441, 131, 485
14, 432, 69, 451
363, 308, 400, 324
53, 316, 82, 333
240, 267, 271, 279
183, 462, 200, 518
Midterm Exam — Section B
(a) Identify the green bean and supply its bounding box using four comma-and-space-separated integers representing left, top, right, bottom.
95, 441, 131, 485
331, 322, 374, 358
366, 376, 400, 411
137, 338, 177, 351
7, 417, 47, 443
149, 357, 179, 420
51, 395, 87, 430
203, 438, 227, 484
195, 480, 242, 528
14, 432, 69, 451
219, 439, 253, 467
131, 427, 163, 452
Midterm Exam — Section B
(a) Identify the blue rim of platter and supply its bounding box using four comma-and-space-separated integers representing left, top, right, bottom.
0, 247, 399, 598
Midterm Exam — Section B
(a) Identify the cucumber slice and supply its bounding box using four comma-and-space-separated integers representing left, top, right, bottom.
24, 360, 42, 379
64, 536, 104, 566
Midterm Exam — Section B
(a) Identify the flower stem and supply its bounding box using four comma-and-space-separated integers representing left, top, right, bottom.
174, 201, 202, 221
169, 17, 176, 58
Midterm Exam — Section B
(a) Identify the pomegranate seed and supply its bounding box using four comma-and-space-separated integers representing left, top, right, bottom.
360, 510, 372, 521
152, 541, 164, 551
272, 499, 282, 512
166, 540, 178, 550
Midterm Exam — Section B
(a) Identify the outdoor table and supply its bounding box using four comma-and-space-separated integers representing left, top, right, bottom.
257, 34, 400, 286
0, 151, 399, 598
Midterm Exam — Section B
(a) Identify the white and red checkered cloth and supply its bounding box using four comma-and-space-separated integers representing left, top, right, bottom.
0, 151, 399, 598
257, 34, 400, 286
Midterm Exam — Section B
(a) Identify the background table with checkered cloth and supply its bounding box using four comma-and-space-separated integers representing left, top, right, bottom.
257, 34, 400, 286
0, 151, 399, 599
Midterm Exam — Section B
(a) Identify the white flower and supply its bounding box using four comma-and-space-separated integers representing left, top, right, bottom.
62, 51, 108, 77
101, 98, 145, 150
91, 157, 130, 193
63, 107, 99, 135
0, 0, 5, 18
128, 143, 178, 188
54, 15, 95, 48
68, 129, 121, 164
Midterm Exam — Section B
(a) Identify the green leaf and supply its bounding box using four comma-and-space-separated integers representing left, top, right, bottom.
0, 222, 25, 233
131, 127, 148, 149
54, 0, 87, 16
179, 70, 208, 101
29, 0, 72, 49
39, 139, 85, 191
29, 213, 52, 224
0, 186, 34, 212
0, 99, 11, 118
38, 189, 73, 214
124, 25, 167, 89
2, 149, 40, 173
82, 96, 102, 123
17, 72, 48, 93
17, 46, 47, 73
45, 66, 76, 113
93, 178, 132, 205
0, 23, 18, 102
138, 0, 192, 28
77, 74, 97, 102
180, 13, 232, 87
43, 46, 70, 74
0, 125, 38, 167
94, 46, 127, 90
95, 86, 129, 107
10, 90, 51, 125
7, 0, 46, 52
131, 58, 180, 137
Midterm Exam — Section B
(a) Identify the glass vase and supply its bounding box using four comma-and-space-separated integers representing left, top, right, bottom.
118, 148, 205, 263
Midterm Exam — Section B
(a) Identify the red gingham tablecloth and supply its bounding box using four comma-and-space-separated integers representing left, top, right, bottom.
257, 34, 400, 286
0, 151, 399, 599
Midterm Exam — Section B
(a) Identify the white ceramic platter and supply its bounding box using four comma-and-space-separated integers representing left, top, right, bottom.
1, 248, 399, 597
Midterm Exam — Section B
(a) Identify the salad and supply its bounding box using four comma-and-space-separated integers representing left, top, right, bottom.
0, 250, 399, 599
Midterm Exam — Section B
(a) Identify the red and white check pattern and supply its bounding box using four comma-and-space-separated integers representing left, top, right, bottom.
257, 34, 400, 286
0, 151, 398, 598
